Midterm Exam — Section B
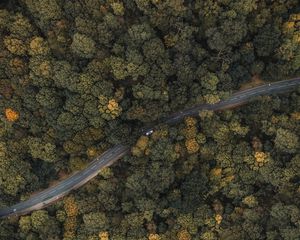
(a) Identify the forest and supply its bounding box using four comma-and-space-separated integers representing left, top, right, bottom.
0, 0, 299, 239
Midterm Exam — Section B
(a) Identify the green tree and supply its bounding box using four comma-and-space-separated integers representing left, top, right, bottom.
274, 128, 299, 153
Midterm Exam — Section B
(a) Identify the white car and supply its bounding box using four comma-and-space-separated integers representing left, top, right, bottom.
145, 129, 154, 136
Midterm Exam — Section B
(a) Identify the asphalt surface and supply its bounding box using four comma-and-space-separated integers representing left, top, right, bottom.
0, 77, 299, 218
0, 144, 130, 217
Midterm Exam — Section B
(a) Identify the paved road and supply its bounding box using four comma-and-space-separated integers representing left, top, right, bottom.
0, 144, 130, 217
139, 77, 300, 134
0, 77, 299, 218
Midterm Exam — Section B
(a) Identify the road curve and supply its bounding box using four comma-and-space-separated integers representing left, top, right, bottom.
139, 77, 300, 135
0, 144, 130, 218
0, 77, 300, 218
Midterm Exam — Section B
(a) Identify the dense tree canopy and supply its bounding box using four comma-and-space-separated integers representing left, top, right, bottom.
0, 0, 299, 239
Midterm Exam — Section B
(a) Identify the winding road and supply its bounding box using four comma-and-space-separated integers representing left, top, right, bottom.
0, 77, 299, 218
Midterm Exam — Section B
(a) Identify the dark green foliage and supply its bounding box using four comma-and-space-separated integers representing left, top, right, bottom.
274, 128, 299, 153
70, 33, 96, 58
0, 0, 300, 239
82, 212, 109, 233
253, 24, 281, 57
